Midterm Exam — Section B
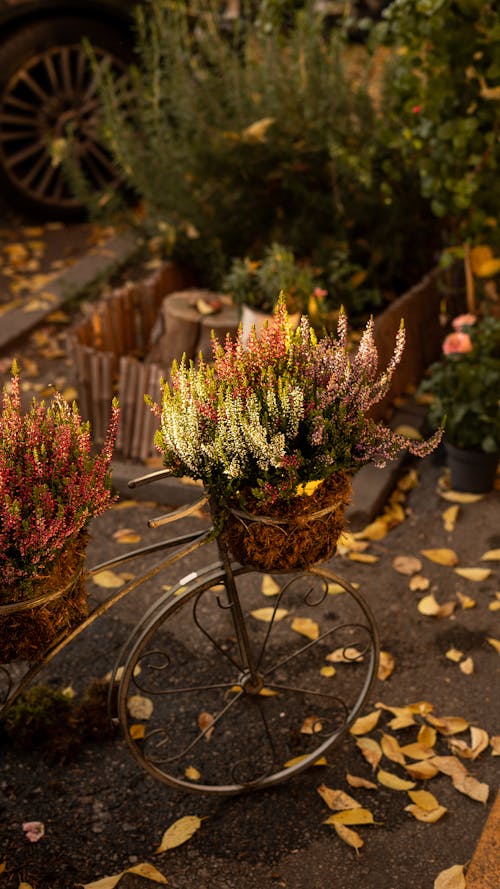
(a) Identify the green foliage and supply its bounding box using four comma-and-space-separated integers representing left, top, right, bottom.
82, 0, 436, 311
377, 0, 500, 247
420, 314, 500, 451
222, 242, 320, 313
2, 686, 75, 751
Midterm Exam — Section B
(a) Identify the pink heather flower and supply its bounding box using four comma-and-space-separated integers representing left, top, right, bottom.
313, 287, 328, 299
442, 331, 473, 355
451, 313, 477, 331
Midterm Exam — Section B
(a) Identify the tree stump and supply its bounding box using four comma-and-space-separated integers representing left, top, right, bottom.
153, 290, 239, 367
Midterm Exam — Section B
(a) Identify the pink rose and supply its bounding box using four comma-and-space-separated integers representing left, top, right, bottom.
452, 313, 477, 330
442, 331, 473, 355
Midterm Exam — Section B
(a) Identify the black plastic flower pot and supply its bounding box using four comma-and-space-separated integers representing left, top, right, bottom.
444, 441, 499, 494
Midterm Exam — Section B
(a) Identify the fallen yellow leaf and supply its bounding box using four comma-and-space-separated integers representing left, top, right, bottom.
354, 518, 388, 540
291, 616, 319, 641
198, 711, 215, 741
356, 737, 382, 770
430, 756, 489, 802
127, 863, 168, 884
320, 665, 336, 678
346, 773, 377, 790
446, 647, 464, 663
301, 716, 323, 735
155, 815, 203, 853
417, 593, 456, 618
405, 760, 439, 780
324, 808, 375, 825
481, 548, 500, 560
127, 695, 153, 720
487, 637, 500, 654
433, 863, 466, 889
283, 755, 327, 768
113, 528, 142, 544
409, 574, 430, 591
426, 715, 469, 736
405, 803, 447, 823
331, 822, 364, 853
399, 742, 435, 760
490, 736, 500, 755
392, 555, 422, 575
250, 607, 288, 622
394, 424, 422, 441
381, 734, 406, 765
456, 591, 476, 609
261, 575, 281, 597
350, 710, 381, 736
421, 548, 459, 566
317, 785, 361, 811
408, 789, 440, 811
418, 725, 437, 748
326, 646, 364, 663
129, 724, 146, 740
185, 766, 201, 781
442, 505, 460, 532
438, 489, 484, 504
327, 582, 346, 595
449, 727, 489, 760
455, 567, 492, 581
377, 650, 395, 681
377, 769, 415, 791
459, 656, 474, 675
92, 569, 125, 589
348, 552, 379, 564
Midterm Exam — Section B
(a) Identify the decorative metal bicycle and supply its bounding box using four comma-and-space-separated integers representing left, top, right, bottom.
0, 468, 379, 796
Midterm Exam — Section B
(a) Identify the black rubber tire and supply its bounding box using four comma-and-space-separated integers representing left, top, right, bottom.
0, 16, 132, 219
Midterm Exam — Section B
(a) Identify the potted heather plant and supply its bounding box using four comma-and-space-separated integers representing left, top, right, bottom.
0, 365, 120, 663
153, 298, 442, 571
419, 313, 500, 493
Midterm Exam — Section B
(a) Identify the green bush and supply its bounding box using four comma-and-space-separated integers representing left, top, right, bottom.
377, 0, 500, 250
78, 0, 437, 315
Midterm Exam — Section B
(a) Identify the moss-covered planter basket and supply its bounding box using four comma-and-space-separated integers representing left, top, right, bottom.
0, 534, 89, 664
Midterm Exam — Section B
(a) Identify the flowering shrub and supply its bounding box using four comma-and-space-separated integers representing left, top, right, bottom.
154, 299, 442, 508
0, 366, 120, 594
420, 314, 500, 453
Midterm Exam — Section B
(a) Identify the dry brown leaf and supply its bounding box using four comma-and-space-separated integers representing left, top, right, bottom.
250, 607, 288, 622
433, 864, 466, 889
112, 528, 141, 544
421, 548, 459, 566
392, 555, 422, 575
317, 785, 361, 811
381, 734, 406, 765
346, 773, 378, 790
438, 489, 484, 504
490, 736, 500, 755
449, 727, 489, 760
409, 574, 430, 591
418, 724, 437, 748
399, 742, 435, 760
301, 716, 323, 735
185, 766, 201, 781
377, 769, 415, 791
405, 760, 439, 780
283, 755, 327, 768
127, 695, 153, 720
327, 646, 364, 663
356, 737, 382, 771
481, 548, 500, 560
331, 822, 364, 853
417, 594, 456, 618
324, 808, 375, 825
198, 711, 215, 741
377, 650, 395, 681
350, 710, 381, 735
459, 656, 474, 675
487, 637, 500, 654
261, 575, 281, 597
454, 567, 491, 582
155, 815, 202, 853
129, 724, 146, 740
456, 591, 476, 609
430, 756, 489, 802
348, 551, 379, 564
92, 569, 125, 589
408, 789, 440, 811
426, 715, 469, 736
291, 616, 319, 641
405, 803, 447, 823
442, 505, 460, 532
353, 518, 388, 541
445, 648, 464, 663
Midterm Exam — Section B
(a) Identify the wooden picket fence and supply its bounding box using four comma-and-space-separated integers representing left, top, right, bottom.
67, 261, 191, 460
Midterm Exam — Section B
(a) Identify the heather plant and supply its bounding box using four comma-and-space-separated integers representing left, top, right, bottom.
154, 298, 442, 508
0, 366, 120, 595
